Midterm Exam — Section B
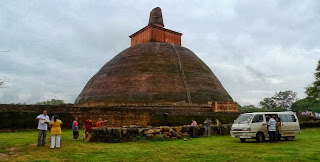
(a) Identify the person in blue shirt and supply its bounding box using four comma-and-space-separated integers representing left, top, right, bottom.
72, 117, 79, 140
267, 116, 277, 143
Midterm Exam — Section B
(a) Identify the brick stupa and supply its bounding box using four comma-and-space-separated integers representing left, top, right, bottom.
75, 7, 234, 107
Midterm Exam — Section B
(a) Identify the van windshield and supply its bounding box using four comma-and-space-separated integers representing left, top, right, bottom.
234, 114, 254, 124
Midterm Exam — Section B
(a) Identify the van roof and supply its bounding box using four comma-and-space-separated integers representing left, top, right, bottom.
242, 111, 295, 115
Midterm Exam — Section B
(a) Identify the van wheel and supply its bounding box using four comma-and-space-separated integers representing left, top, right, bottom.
285, 136, 294, 141
240, 138, 246, 142
256, 133, 264, 143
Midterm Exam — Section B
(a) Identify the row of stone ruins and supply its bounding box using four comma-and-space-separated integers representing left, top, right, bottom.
85, 124, 232, 143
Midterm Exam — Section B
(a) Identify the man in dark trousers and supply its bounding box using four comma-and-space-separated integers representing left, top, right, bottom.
72, 117, 79, 140
268, 116, 277, 143
35, 110, 50, 147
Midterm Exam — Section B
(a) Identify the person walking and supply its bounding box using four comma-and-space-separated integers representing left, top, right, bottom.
268, 116, 277, 143
72, 117, 79, 140
36, 110, 50, 147
50, 115, 63, 149
204, 117, 212, 137
190, 119, 198, 138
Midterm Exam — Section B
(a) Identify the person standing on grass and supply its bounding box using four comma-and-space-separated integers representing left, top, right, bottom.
85, 117, 93, 135
204, 117, 212, 137
50, 115, 63, 149
190, 119, 198, 138
276, 117, 281, 141
72, 117, 79, 140
36, 110, 50, 147
48, 116, 55, 142
267, 116, 277, 143
96, 118, 107, 128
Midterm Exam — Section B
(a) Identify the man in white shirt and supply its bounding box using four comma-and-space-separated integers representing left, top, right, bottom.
35, 110, 50, 147
267, 116, 277, 143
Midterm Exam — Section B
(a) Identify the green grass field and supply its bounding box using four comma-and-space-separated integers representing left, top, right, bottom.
1, 128, 320, 161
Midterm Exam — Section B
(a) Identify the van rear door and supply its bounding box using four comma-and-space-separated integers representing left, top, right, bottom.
279, 114, 298, 136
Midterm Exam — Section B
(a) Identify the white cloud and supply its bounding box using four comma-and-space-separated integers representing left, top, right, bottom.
0, 0, 319, 106
17, 93, 32, 102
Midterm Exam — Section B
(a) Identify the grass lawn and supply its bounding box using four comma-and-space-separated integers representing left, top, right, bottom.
0, 128, 320, 161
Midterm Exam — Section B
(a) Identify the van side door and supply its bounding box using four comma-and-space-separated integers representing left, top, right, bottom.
251, 114, 267, 137
279, 114, 297, 136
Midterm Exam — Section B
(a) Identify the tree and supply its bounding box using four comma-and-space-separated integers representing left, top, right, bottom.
238, 104, 264, 113
260, 90, 297, 111
260, 97, 277, 111
0, 78, 10, 88
291, 98, 320, 113
305, 59, 320, 100
273, 90, 297, 110
36, 99, 65, 105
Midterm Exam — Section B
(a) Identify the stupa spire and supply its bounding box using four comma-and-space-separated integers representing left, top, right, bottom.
129, 7, 182, 46
148, 7, 164, 27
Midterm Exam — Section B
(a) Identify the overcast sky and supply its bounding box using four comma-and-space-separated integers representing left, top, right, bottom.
0, 0, 319, 106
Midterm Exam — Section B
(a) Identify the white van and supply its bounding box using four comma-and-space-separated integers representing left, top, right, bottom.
230, 111, 300, 142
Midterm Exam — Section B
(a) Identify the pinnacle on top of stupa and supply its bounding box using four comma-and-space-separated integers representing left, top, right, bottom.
148, 7, 164, 27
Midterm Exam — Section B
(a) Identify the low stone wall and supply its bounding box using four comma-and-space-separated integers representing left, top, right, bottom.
0, 104, 240, 130
2, 104, 318, 131
86, 124, 232, 143
300, 121, 320, 129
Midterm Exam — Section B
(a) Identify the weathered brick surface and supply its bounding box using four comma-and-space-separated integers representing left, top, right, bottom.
75, 42, 233, 107
148, 7, 164, 27
212, 101, 239, 112
0, 104, 239, 130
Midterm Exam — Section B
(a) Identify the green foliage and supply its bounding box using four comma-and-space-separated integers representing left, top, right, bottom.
259, 97, 277, 111
238, 104, 286, 113
260, 90, 297, 110
292, 60, 320, 113
291, 98, 320, 113
305, 59, 320, 100
238, 104, 264, 113
35, 99, 65, 105
1, 129, 320, 161
151, 134, 167, 141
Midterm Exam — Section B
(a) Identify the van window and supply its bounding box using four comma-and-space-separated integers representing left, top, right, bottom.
252, 114, 264, 123
279, 114, 296, 122
234, 114, 254, 124
265, 114, 278, 122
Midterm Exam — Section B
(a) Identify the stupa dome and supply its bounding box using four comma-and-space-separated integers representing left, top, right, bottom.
74, 7, 233, 107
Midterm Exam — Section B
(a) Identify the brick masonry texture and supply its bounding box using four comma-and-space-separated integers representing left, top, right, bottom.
0, 104, 240, 130
75, 42, 233, 107
0, 104, 316, 131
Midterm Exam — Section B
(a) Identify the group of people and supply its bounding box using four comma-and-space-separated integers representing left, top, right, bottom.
302, 110, 320, 117
267, 116, 281, 143
189, 117, 219, 138
36, 110, 108, 149
36, 110, 63, 149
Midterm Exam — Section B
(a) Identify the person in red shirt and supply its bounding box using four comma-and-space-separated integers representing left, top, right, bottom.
85, 117, 93, 134
95, 118, 107, 128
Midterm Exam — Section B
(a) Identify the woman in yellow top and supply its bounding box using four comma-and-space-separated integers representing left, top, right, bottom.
49, 115, 63, 149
